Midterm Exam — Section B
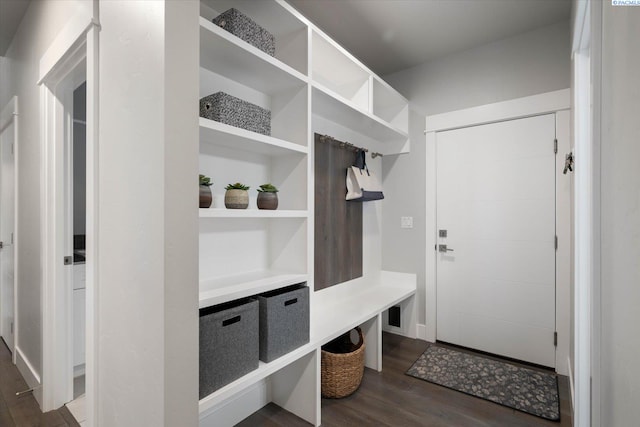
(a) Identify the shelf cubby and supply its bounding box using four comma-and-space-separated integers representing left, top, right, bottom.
311, 30, 370, 111
373, 76, 409, 134
199, 139, 307, 211
200, 0, 308, 76
200, 66, 308, 148
311, 84, 409, 145
199, 217, 308, 302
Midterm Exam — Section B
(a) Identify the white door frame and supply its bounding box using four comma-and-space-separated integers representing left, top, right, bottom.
424, 89, 571, 374
572, 0, 596, 425
0, 96, 19, 363
38, 12, 99, 418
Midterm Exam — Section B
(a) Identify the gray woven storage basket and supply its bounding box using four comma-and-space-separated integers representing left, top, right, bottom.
213, 8, 275, 56
200, 92, 271, 136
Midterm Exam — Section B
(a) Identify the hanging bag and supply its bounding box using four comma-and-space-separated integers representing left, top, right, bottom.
346, 150, 384, 201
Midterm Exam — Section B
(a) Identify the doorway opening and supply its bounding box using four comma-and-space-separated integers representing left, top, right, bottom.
0, 97, 17, 362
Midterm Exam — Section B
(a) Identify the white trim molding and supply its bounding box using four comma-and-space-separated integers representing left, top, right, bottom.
425, 89, 570, 133
16, 346, 42, 403
39, 15, 99, 413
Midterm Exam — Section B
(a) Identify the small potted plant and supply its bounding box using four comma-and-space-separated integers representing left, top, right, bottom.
224, 182, 250, 209
199, 174, 213, 208
257, 183, 279, 210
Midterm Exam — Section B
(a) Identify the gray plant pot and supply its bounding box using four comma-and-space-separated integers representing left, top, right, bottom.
225, 189, 249, 209
257, 192, 278, 210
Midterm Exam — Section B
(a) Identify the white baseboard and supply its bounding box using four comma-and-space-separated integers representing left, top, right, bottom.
16, 346, 43, 407
567, 355, 575, 415
382, 323, 429, 342
74, 363, 86, 378
416, 323, 428, 341
199, 379, 270, 427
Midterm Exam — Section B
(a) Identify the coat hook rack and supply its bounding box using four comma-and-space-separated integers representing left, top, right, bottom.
319, 134, 369, 154
371, 152, 383, 159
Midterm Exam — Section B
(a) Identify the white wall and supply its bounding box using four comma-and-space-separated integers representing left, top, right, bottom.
385, 21, 571, 116
97, 1, 199, 425
598, 3, 640, 425
1, 0, 86, 399
381, 21, 571, 330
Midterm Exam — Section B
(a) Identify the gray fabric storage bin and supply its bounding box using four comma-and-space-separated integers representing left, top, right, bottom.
199, 298, 259, 399
200, 92, 271, 136
258, 283, 310, 363
212, 8, 275, 56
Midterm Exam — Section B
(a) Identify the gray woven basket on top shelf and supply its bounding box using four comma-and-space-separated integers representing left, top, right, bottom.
200, 92, 271, 136
213, 8, 275, 56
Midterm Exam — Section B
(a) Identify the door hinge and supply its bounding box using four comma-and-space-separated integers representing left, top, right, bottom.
554, 139, 558, 154
10, 233, 13, 244
554, 331, 558, 346
11, 322, 13, 334
555, 235, 558, 251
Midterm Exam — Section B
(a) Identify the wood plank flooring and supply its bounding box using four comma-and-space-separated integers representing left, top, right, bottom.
238, 333, 573, 426
0, 339, 80, 427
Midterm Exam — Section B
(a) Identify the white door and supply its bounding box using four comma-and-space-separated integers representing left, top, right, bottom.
0, 107, 16, 352
436, 114, 556, 367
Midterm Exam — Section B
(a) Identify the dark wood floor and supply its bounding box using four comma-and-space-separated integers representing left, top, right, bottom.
239, 333, 573, 427
0, 339, 80, 427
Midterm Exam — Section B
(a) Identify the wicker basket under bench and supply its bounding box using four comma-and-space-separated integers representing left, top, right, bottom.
321, 327, 365, 398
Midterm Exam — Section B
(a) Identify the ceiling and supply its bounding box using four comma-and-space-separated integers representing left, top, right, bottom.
0, 0, 30, 56
0, 1, 571, 74
287, 0, 571, 76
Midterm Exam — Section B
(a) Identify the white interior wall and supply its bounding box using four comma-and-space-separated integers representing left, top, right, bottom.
0, 0, 87, 402
381, 21, 571, 331
598, 3, 640, 425
98, 1, 199, 425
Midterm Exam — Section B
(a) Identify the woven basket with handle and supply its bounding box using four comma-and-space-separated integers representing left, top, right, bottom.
321, 327, 365, 398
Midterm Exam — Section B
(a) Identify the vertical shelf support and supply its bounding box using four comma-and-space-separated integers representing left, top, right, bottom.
361, 314, 382, 372
271, 349, 321, 426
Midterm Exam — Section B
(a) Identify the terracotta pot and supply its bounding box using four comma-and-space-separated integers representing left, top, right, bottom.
225, 189, 249, 209
257, 192, 278, 210
199, 185, 212, 208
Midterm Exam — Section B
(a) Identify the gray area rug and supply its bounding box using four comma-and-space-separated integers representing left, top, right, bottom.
406, 345, 560, 421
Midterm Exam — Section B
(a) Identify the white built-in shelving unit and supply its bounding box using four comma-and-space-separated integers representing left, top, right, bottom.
197, 0, 413, 425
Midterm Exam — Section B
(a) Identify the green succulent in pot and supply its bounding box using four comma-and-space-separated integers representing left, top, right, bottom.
257, 183, 279, 210
199, 174, 213, 208
224, 182, 250, 209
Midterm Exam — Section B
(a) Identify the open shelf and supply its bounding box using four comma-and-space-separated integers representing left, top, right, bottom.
199, 340, 316, 418
200, 18, 307, 95
199, 270, 308, 308
311, 30, 370, 111
200, 0, 309, 76
312, 83, 409, 143
373, 76, 409, 134
200, 118, 307, 156
199, 209, 308, 218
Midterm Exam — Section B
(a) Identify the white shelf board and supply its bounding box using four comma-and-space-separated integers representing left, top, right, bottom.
312, 83, 409, 143
199, 118, 308, 156
199, 271, 308, 308
200, 17, 308, 94
199, 208, 308, 218
199, 341, 316, 419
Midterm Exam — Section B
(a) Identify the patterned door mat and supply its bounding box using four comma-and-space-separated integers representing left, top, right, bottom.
406, 345, 560, 421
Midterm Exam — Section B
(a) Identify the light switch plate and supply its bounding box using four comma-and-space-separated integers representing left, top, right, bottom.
401, 216, 413, 228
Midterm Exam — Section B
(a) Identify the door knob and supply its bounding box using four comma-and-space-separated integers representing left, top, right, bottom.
438, 244, 454, 253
